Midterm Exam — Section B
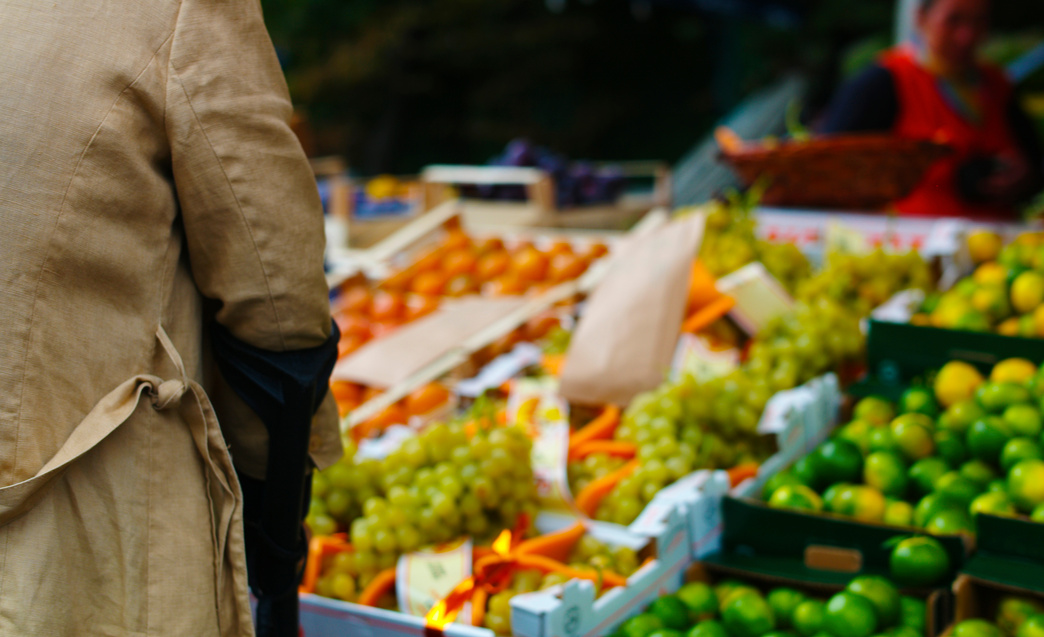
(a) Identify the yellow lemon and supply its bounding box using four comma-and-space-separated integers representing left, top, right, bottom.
991, 358, 1038, 384
1015, 232, 1044, 248
998, 317, 1021, 337
935, 361, 986, 408
967, 231, 1003, 264
973, 262, 1008, 286
971, 285, 1011, 320
1011, 271, 1044, 314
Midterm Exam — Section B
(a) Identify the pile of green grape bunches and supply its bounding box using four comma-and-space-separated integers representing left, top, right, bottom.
692, 197, 812, 294
313, 550, 397, 608
796, 249, 933, 317
591, 297, 865, 526
306, 421, 540, 591
568, 452, 629, 495
482, 535, 642, 635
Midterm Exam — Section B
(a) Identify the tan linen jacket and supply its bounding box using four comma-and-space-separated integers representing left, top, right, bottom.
0, 0, 341, 634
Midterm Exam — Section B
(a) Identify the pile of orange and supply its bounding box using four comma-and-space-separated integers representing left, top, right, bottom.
332, 284, 440, 359
382, 228, 608, 298
330, 381, 451, 435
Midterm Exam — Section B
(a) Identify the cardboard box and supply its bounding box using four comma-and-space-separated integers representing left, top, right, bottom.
510, 506, 692, 637
299, 593, 493, 637
851, 320, 1044, 402
951, 513, 1044, 628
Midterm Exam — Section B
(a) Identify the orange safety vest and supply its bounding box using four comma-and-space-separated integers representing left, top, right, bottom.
881, 48, 1021, 219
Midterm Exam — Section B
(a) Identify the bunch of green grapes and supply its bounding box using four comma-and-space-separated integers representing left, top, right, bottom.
597, 297, 865, 526
482, 536, 641, 635
567, 452, 628, 495
313, 549, 397, 609
307, 438, 381, 536
348, 423, 539, 573
796, 249, 933, 316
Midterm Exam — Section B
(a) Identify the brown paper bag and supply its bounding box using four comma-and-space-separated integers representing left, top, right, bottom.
559, 212, 706, 406
331, 296, 528, 388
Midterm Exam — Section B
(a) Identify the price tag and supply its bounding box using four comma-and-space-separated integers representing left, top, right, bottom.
825, 220, 871, 255
509, 378, 575, 512
671, 334, 740, 382
396, 539, 473, 618
456, 343, 543, 398
716, 263, 793, 336
871, 289, 925, 324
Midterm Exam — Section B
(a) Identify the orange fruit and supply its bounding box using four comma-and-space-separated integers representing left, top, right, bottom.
409, 270, 447, 296
586, 242, 609, 260
486, 275, 526, 296
442, 249, 478, 277
547, 241, 575, 258
331, 381, 364, 414
404, 295, 439, 321
335, 312, 372, 340
512, 248, 549, 282
412, 247, 445, 273
476, 251, 511, 281
371, 291, 406, 321
337, 285, 372, 315
445, 274, 479, 297
476, 237, 505, 255
338, 333, 367, 357
549, 252, 587, 282
524, 314, 560, 341
405, 383, 450, 416
442, 229, 472, 251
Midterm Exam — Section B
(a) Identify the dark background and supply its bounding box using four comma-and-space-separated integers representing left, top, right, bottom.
260, 0, 1043, 176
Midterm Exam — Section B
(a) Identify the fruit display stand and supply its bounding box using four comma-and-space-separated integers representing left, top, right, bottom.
950, 514, 1044, 629
509, 507, 692, 637
417, 163, 671, 231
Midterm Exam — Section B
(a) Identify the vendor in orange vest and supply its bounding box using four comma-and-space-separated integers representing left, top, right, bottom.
821, 0, 1043, 218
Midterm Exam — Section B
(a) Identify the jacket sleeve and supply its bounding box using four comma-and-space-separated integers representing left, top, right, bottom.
165, 0, 330, 352
165, 0, 342, 474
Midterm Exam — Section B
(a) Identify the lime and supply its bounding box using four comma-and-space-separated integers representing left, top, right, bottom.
864, 452, 910, 498
972, 284, 1011, 320
889, 627, 923, 637
909, 458, 950, 496
823, 483, 852, 513
722, 591, 776, 637
622, 614, 667, 637
834, 485, 887, 522
869, 428, 899, 454
677, 582, 720, 621
900, 596, 926, 631
890, 414, 936, 461
967, 416, 1014, 465
969, 491, 1017, 517
651, 596, 693, 631
768, 588, 808, 629
988, 479, 1009, 493
847, 575, 902, 627
837, 420, 874, 455
933, 472, 983, 505
890, 536, 951, 587
1004, 405, 1043, 438
942, 401, 988, 435
1016, 615, 1044, 637
854, 397, 897, 426
1001, 438, 1044, 472
956, 310, 992, 332
715, 580, 755, 607
884, 500, 915, 527
900, 387, 940, 418
687, 620, 729, 637
647, 631, 685, 637
1008, 459, 1044, 512
935, 429, 969, 468
960, 460, 1000, 488
793, 600, 827, 637
953, 620, 1003, 637
1030, 373, 1044, 401
764, 470, 806, 500
913, 492, 962, 528
793, 456, 821, 489
976, 382, 1032, 414
1033, 503, 1044, 522
769, 484, 824, 513
824, 592, 878, 637
925, 508, 975, 535
997, 598, 1044, 636
991, 358, 1039, 385
815, 439, 865, 486
935, 362, 986, 408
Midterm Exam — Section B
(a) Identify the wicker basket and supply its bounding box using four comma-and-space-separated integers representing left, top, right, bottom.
718, 131, 951, 210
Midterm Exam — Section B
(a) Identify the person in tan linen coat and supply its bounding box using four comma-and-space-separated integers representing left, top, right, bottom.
0, 0, 343, 634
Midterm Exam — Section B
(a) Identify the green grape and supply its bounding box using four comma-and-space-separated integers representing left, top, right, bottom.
373, 529, 397, 554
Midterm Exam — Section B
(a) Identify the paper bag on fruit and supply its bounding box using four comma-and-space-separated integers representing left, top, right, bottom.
560, 213, 706, 406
